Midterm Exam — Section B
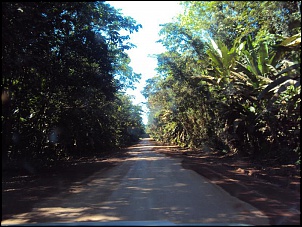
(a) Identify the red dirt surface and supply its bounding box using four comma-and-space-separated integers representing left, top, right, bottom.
155, 144, 300, 225
2, 140, 300, 225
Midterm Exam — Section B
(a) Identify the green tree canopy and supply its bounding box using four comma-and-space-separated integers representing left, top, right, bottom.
2, 2, 144, 169
144, 1, 300, 164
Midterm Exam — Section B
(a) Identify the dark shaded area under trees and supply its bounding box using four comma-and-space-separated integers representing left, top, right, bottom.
2, 2, 145, 171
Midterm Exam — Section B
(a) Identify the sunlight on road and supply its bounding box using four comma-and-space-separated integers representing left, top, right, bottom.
1, 138, 270, 226
127, 156, 167, 161
128, 138, 179, 150
1, 207, 121, 225
129, 145, 179, 149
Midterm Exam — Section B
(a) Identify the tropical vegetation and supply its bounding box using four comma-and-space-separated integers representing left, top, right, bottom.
2, 2, 145, 170
143, 1, 301, 164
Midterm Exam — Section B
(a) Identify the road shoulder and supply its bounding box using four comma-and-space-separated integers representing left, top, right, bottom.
154, 143, 300, 225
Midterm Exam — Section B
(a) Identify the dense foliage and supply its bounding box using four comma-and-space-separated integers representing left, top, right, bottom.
144, 1, 301, 164
2, 2, 145, 170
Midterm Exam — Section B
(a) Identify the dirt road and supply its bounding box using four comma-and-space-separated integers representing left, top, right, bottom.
2, 138, 269, 225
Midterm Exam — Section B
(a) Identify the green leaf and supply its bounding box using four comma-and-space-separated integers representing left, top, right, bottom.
279, 33, 301, 47
258, 75, 299, 100
258, 42, 269, 74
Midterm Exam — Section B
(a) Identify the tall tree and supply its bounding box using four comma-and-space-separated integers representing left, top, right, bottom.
2, 2, 144, 168
144, 1, 300, 164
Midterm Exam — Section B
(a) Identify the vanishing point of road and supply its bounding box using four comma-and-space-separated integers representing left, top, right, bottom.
2, 138, 269, 225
